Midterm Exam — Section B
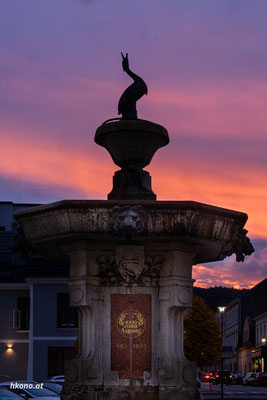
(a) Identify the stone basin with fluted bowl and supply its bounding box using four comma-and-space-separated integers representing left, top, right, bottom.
94, 119, 169, 200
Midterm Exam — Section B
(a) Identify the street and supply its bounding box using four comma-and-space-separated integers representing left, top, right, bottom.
201, 382, 267, 399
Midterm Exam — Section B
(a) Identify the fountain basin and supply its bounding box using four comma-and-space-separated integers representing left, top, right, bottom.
95, 119, 169, 170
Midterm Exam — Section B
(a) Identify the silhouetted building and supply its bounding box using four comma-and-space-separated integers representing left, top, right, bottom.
0, 202, 77, 380
222, 278, 267, 373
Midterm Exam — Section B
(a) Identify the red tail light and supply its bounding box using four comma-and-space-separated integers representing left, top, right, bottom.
216, 375, 219, 378
230, 375, 232, 378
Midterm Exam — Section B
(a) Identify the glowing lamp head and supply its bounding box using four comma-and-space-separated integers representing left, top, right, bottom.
6, 343, 14, 353
218, 306, 226, 313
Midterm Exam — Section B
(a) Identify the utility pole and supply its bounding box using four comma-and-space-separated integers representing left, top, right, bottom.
218, 307, 226, 400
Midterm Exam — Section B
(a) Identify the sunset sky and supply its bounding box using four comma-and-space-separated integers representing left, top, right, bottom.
1, 0, 266, 288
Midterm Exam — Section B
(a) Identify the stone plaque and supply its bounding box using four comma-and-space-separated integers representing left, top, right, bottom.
111, 294, 151, 379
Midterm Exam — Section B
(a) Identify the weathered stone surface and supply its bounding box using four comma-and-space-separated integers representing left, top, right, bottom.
61, 385, 201, 400
14, 199, 247, 263
14, 199, 249, 400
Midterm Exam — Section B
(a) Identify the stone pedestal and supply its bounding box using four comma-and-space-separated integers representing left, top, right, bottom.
108, 169, 155, 200
15, 200, 248, 400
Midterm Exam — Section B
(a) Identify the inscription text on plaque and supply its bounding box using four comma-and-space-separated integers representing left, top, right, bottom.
111, 294, 151, 379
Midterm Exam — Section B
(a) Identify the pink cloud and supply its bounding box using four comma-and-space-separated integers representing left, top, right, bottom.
144, 80, 267, 138
193, 240, 267, 288
1, 123, 266, 239
1, 133, 114, 198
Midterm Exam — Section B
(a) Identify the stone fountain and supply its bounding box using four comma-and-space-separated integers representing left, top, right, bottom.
14, 53, 254, 400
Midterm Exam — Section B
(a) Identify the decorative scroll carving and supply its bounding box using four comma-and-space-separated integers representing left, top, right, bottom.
178, 286, 191, 305
142, 255, 164, 278
96, 255, 123, 285
71, 288, 83, 304
109, 205, 147, 239
227, 229, 255, 262
96, 252, 164, 284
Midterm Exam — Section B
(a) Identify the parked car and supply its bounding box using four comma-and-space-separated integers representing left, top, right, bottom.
256, 372, 267, 386
0, 382, 59, 400
48, 377, 64, 384
201, 372, 212, 382
233, 373, 244, 385
37, 384, 61, 396
243, 372, 257, 386
213, 371, 233, 385
0, 388, 24, 400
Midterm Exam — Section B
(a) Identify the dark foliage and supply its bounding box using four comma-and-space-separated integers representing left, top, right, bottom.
184, 295, 222, 367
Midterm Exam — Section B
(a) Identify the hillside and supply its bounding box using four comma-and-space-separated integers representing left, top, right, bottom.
193, 286, 249, 311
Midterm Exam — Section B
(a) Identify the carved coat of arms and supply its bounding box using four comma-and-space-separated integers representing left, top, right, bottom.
97, 249, 164, 284
116, 246, 145, 283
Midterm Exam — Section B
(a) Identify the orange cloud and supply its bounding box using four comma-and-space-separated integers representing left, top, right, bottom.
151, 161, 267, 239
193, 264, 258, 289
1, 125, 266, 239
192, 242, 267, 288
1, 72, 266, 241
1, 131, 114, 199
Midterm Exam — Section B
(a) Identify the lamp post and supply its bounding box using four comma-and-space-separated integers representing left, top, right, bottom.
261, 338, 266, 372
218, 307, 226, 400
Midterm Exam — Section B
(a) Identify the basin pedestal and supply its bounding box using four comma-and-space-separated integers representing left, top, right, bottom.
15, 200, 248, 400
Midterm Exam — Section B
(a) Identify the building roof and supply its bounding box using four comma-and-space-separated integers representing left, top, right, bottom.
241, 278, 267, 321
0, 230, 69, 283
0, 201, 69, 283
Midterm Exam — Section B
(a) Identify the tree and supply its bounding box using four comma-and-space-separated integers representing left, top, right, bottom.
184, 295, 222, 367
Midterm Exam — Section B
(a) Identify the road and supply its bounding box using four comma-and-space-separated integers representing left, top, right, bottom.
201, 382, 267, 399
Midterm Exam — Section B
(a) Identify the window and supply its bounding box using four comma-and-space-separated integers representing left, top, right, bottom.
57, 293, 78, 328
13, 297, 30, 330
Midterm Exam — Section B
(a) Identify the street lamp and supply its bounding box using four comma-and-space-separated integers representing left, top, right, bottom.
261, 338, 267, 372
218, 307, 226, 400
